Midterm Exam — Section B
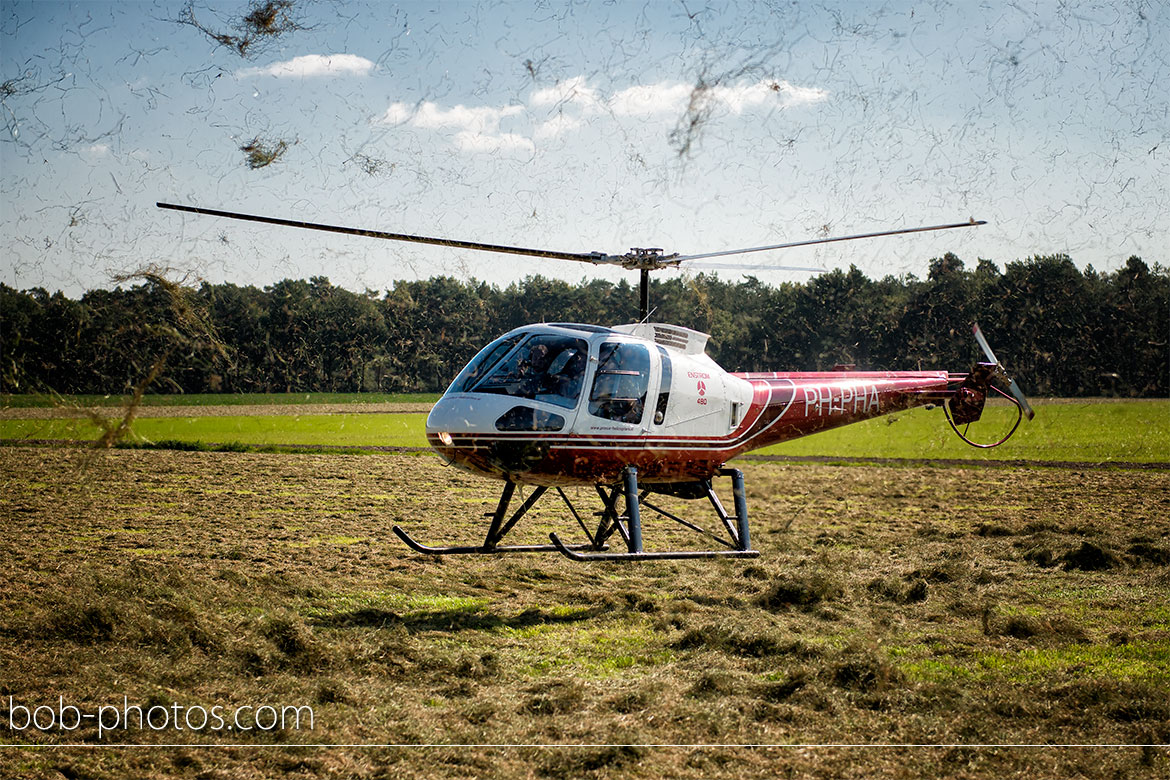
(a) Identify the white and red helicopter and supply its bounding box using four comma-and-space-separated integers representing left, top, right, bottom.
159, 203, 1034, 561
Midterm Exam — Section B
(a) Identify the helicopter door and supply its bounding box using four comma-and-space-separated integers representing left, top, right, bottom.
652, 345, 672, 427
586, 342, 651, 430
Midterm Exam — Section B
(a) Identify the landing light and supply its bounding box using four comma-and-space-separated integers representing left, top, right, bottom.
438, 431, 453, 446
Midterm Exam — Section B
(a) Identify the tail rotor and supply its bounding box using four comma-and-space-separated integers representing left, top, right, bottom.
944, 324, 1034, 448
972, 323, 1035, 421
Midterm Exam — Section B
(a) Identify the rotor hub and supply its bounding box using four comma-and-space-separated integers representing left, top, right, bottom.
617, 247, 681, 271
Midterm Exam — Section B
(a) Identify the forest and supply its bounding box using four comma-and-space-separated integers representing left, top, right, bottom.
1, 253, 1166, 398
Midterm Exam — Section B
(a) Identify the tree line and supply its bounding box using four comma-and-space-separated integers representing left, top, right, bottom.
2, 254, 1166, 398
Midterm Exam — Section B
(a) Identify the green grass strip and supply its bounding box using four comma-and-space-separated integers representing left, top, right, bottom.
0, 413, 425, 449
0, 391, 440, 408
2, 400, 1166, 464
752, 402, 1169, 463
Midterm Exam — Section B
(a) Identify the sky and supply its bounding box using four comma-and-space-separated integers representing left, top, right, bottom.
2, 0, 1167, 298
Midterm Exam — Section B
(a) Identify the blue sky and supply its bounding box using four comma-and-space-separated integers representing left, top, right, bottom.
2, 0, 1166, 297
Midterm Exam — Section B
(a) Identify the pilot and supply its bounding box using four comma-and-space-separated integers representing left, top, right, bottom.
518, 343, 551, 396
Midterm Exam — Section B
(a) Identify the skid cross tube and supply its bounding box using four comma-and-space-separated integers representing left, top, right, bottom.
392, 481, 603, 555
549, 466, 760, 561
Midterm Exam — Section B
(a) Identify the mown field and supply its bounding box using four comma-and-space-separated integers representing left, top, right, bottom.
1, 397, 1168, 778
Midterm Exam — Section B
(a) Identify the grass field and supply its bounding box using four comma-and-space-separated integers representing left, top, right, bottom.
2, 395, 1168, 777
1, 446, 1167, 778
2, 398, 1167, 463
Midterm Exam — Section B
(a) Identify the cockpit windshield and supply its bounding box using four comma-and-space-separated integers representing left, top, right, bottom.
472, 334, 589, 409
446, 333, 525, 394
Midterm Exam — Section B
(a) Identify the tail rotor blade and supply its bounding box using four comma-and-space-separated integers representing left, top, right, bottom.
972, 323, 999, 366
1008, 378, 1035, 421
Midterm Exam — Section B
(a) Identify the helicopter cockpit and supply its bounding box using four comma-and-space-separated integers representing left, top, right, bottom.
452, 332, 590, 409
433, 324, 661, 437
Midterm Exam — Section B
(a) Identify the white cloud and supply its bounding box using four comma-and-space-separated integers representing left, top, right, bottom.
609, 78, 829, 117
454, 131, 535, 154
376, 101, 530, 153
411, 102, 524, 134
237, 54, 375, 78
533, 113, 582, 140
374, 76, 827, 153
764, 79, 830, 108
609, 82, 693, 116
708, 82, 775, 113
377, 101, 524, 135
379, 102, 414, 125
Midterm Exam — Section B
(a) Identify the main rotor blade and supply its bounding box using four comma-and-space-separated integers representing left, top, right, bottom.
674, 219, 987, 263
679, 261, 828, 273
157, 202, 604, 264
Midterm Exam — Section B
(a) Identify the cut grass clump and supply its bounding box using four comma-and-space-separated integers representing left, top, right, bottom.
757, 671, 809, 702
539, 744, 645, 778
757, 570, 843, 611
1023, 546, 1058, 567
976, 522, 1013, 537
312, 607, 402, 628
687, 669, 740, 698
606, 688, 652, 714
1052, 679, 1170, 730
26, 580, 228, 654
260, 611, 325, 670
1128, 541, 1170, 566
672, 624, 796, 658
47, 602, 120, 644
1061, 541, 1121, 571
866, 575, 929, 604
999, 613, 1090, 643
524, 680, 583, 715
314, 678, 353, 705
827, 650, 903, 692
454, 652, 499, 680
908, 557, 968, 583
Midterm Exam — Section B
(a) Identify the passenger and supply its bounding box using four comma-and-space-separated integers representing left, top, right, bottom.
551, 351, 586, 401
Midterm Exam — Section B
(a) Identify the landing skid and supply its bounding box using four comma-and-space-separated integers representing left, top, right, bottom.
392, 527, 600, 555
393, 467, 759, 562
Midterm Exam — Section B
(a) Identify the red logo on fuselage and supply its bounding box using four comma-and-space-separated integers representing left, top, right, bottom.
697, 380, 706, 396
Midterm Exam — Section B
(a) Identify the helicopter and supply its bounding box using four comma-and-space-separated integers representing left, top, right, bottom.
158, 202, 1033, 561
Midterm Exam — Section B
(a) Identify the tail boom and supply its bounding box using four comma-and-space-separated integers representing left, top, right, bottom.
730, 370, 951, 454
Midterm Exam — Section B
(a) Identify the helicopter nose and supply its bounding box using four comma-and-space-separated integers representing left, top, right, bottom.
425, 396, 473, 463
426, 394, 484, 435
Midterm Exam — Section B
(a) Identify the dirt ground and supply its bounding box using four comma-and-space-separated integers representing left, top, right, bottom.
1, 446, 1167, 778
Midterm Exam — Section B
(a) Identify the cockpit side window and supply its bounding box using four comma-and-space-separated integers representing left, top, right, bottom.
589, 342, 650, 424
654, 345, 672, 425
447, 333, 523, 394
472, 334, 589, 409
